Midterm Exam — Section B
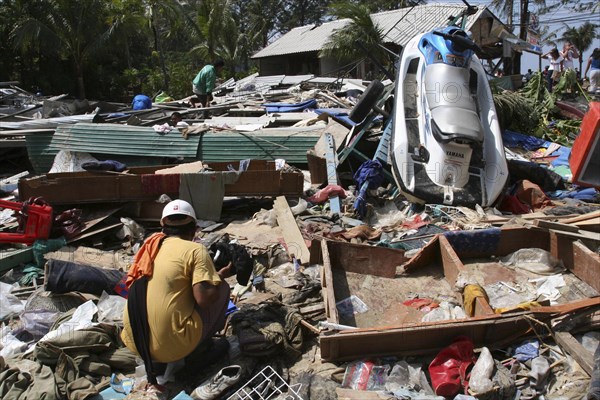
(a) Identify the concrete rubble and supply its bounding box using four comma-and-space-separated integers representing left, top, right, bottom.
1, 74, 600, 400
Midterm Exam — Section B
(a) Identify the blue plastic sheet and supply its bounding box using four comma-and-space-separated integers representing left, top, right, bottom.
131, 94, 152, 110
502, 130, 550, 151
263, 99, 317, 113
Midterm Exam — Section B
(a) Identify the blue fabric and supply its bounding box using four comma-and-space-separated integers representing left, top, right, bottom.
82, 160, 128, 172
550, 145, 571, 168
263, 99, 317, 113
226, 299, 238, 316
513, 339, 539, 362
132, 94, 152, 110
443, 228, 501, 254
548, 187, 598, 201
502, 130, 550, 151
353, 160, 385, 218
172, 391, 194, 400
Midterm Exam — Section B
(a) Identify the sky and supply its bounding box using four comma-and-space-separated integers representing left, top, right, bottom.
435, 0, 600, 75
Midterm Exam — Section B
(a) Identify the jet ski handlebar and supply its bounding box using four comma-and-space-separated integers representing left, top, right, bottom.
432, 31, 481, 53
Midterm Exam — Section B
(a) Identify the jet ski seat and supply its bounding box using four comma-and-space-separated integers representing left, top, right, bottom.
424, 64, 484, 143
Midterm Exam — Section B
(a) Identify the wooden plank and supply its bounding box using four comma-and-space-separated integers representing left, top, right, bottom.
439, 235, 464, 286
273, 196, 310, 264
554, 331, 594, 375
572, 217, 600, 233
325, 239, 404, 279
571, 241, 600, 293
535, 219, 583, 232
321, 239, 339, 324
0, 247, 33, 273
319, 313, 536, 362
562, 210, 600, 224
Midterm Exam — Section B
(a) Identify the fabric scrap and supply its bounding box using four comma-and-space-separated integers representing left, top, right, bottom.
179, 172, 240, 221
443, 228, 501, 255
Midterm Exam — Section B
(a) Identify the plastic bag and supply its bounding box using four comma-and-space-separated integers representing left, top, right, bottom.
341, 360, 375, 390
19, 310, 60, 339
469, 346, 494, 394
500, 248, 565, 275
429, 336, 475, 397
97, 291, 127, 322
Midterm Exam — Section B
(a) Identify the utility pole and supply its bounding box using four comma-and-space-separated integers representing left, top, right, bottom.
503, 0, 514, 75
514, 0, 530, 75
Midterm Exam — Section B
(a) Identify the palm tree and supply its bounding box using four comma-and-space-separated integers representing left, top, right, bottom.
10, 0, 117, 99
561, 22, 598, 73
189, 0, 242, 66
140, 0, 186, 91
321, 2, 386, 66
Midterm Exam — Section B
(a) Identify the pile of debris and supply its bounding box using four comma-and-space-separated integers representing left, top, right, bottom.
1, 72, 600, 400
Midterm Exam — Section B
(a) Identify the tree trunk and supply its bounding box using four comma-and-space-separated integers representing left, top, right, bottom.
76, 63, 86, 99
151, 12, 169, 91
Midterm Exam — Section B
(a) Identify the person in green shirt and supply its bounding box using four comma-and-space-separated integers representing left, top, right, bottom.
191, 60, 225, 114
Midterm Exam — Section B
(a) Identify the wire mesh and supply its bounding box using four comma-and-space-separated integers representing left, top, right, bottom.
227, 366, 303, 400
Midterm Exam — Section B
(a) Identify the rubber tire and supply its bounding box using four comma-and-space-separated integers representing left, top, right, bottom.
349, 79, 385, 123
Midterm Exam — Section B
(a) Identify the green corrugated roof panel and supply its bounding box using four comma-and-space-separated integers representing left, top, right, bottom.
50, 123, 201, 158
198, 128, 321, 164
26, 132, 57, 174
27, 123, 321, 173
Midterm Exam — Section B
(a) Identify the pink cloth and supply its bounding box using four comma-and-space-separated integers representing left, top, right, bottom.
307, 184, 347, 203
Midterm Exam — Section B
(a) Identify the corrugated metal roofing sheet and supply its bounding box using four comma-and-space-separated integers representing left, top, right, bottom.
49, 123, 201, 157
25, 132, 56, 174
197, 127, 322, 164
253, 3, 488, 59
253, 19, 349, 58
374, 4, 485, 47
27, 122, 322, 172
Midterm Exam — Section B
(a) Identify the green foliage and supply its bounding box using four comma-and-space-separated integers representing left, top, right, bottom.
494, 71, 585, 146
321, 2, 386, 64
494, 91, 541, 135
560, 22, 598, 72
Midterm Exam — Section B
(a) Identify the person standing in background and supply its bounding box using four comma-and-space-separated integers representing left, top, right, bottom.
191, 60, 225, 117
542, 48, 563, 91
561, 41, 579, 71
584, 48, 600, 95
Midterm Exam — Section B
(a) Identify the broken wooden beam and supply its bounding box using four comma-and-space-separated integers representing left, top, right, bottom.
554, 331, 594, 375
273, 196, 310, 265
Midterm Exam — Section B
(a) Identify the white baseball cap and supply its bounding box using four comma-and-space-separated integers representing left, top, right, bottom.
161, 199, 197, 226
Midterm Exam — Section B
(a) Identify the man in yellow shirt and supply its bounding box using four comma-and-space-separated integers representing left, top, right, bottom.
121, 200, 231, 385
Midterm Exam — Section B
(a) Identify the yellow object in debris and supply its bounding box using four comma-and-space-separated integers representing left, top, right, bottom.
495, 301, 543, 314
463, 284, 489, 317
155, 91, 174, 103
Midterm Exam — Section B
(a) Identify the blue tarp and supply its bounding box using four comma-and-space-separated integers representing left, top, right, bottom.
131, 94, 152, 110
314, 108, 356, 127
263, 99, 317, 113
502, 130, 550, 151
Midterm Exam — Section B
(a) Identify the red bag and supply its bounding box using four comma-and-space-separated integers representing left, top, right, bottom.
428, 336, 475, 397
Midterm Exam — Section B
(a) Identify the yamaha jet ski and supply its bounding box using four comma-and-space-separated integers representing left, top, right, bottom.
391, 26, 508, 207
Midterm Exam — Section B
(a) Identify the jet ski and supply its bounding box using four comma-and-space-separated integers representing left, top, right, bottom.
390, 26, 508, 207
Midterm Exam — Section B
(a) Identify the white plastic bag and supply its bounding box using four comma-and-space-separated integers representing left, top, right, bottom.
469, 347, 494, 394
97, 291, 126, 323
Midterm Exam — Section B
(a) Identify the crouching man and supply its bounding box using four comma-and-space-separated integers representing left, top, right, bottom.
121, 199, 231, 388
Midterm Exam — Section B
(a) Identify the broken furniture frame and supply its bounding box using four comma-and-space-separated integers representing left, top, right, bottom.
18, 160, 303, 205
316, 227, 600, 362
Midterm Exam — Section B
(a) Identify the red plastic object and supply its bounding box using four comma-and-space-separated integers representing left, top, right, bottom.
0, 198, 53, 245
570, 102, 600, 188
429, 336, 475, 397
